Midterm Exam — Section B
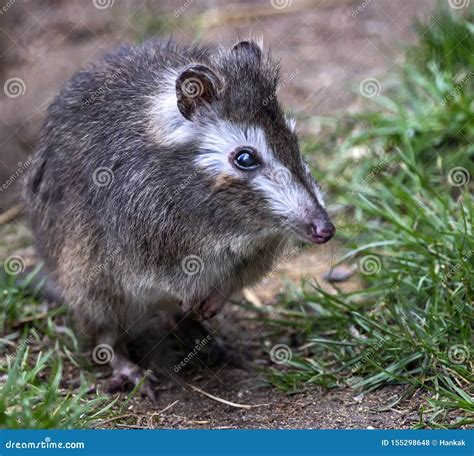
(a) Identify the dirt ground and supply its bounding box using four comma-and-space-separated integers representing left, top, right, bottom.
94, 299, 425, 430
0, 0, 440, 429
101, 372, 423, 429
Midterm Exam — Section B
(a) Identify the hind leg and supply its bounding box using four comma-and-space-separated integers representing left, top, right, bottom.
92, 330, 158, 402
77, 302, 159, 402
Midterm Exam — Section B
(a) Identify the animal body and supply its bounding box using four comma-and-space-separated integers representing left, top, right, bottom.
24, 38, 335, 397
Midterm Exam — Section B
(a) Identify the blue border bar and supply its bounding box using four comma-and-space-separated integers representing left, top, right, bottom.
0, 430, 471, 455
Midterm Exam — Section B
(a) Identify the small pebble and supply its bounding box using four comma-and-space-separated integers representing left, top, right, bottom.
323, 266, 356, 283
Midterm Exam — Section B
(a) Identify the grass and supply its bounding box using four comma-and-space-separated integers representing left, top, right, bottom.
250, 5, 473, 428
0, 4, 472, 430
0, 274, 113, 428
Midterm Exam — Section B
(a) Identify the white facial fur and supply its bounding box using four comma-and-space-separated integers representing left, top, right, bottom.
284, 115, 297, 133
147, 69, 196, 146
147, 70, 325, 224
303, 161, 326, 208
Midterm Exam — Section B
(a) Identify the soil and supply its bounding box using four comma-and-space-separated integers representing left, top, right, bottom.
0, 0, 439, 429
100, 372, 423, 430
93, 301, 425, 430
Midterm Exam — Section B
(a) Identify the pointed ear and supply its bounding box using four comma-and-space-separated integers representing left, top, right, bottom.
175, 64, 223, 120
232, 40, 262, 63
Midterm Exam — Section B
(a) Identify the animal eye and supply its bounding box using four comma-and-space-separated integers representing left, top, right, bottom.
234, 147, 260, 170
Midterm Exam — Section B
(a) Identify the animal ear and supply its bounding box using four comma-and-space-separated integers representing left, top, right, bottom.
232, 40, 262, 63
175, 64, 223, 120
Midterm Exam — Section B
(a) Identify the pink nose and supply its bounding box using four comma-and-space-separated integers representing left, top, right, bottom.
308, 220, 335, 244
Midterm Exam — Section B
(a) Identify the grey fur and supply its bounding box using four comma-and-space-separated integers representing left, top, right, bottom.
24, 39, 334, 376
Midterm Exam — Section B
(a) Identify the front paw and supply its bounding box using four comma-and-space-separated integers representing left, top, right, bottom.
193, 297, 224, 321
179, 300, 193, 313
180, 294, 226, 320
181, 287, 231, 320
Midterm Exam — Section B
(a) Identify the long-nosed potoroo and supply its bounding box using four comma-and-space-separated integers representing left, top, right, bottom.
24, 39, 335, 398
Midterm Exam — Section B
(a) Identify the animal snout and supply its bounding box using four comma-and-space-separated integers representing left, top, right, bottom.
304, 215, 335, 244
310, 220, 335, 244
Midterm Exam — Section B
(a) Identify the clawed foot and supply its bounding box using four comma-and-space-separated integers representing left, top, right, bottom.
180, 289, 230, 321
106, 356, 158, 402
193, 295, 225, 321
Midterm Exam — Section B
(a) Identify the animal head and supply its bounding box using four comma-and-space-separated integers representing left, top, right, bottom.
149, 40, 335, 245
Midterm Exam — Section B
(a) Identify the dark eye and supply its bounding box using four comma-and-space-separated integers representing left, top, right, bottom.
234, 147, 260, 170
